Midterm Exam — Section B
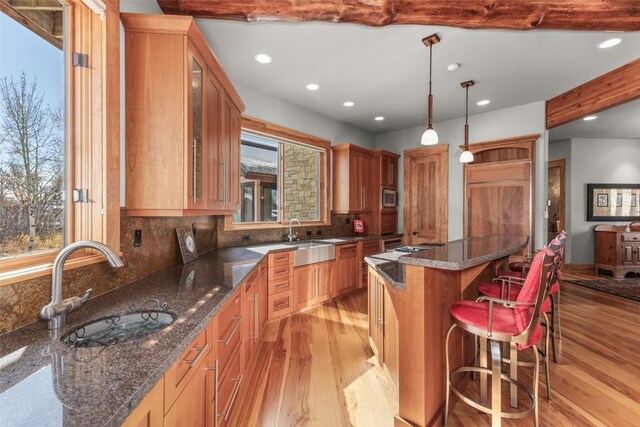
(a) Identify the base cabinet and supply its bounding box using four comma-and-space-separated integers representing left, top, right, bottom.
122, 379, 164, 427
335, 244, 359, 295
293, 261, 335, 311
368, 267, 399, 390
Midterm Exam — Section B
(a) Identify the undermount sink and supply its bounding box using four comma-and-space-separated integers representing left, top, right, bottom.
61, 308, 176, 348
287, 241, 336, 266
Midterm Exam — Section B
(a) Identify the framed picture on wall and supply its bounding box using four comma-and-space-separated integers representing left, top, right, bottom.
587, 183, 640, 221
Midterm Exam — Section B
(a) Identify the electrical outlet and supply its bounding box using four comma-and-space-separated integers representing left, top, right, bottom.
191, 223, 197, 236
316, 230, 322, 236
346, 217, 351, 224
133, 229, 142, 247
242, 234, 250, 241
306, 230, 312, 236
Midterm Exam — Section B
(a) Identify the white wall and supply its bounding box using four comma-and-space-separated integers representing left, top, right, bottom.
551, 138, 640, 264
235, 82, 375, 148
375, 101, 548, 249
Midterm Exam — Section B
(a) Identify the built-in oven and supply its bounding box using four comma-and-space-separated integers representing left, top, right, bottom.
381, 188, 398, 208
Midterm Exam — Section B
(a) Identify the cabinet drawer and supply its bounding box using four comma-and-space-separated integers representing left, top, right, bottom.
269, 264, 291, 282
243, 266, 261, 293
268, 278, 292, 295
337, 244, 358, 259
622, 233, 640, 242
164, 323, 213, 412
268, 251, 291, 268
362, 240, 381, 256
216, 346, 243, 426
268, 290, 294, 319
215, 292, 242, 374
381, 214, 397, 234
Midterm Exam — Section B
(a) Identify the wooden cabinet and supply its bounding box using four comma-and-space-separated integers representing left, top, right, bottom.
380, 152, 399, 188
242, 261, 267, 370
293, 261, 335, 311
122, 14, 244, 216
332, 144, 374, 213
122, 379, 164, 427
595, 225, 640, 278
267, 251, 294, 320
359, 239, 382, 288
368, 267, 399, 391
335, 244, 359, 295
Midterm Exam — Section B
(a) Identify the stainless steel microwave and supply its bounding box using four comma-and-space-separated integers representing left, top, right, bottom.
381, 188, 398, 208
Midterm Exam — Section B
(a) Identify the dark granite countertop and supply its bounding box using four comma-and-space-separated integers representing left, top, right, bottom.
364, 257, 406, 289
398, 235, 528, 270
0, 234, 401, 426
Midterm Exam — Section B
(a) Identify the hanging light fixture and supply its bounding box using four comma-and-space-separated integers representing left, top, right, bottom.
420, 34, 440, 145
460, 80, 475, 163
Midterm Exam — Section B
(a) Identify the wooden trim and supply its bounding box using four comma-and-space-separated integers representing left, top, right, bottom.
0, 252, 112, 287
546, 58, 640, 129
241, 116, 331, 151
548, 159, 566, 234
457, 133, 540, 154
372, 149, 400, 159
157, 1, 640, 31
223, 218, 331, 231
403, 144, 448, 157
562, 263, 594, 274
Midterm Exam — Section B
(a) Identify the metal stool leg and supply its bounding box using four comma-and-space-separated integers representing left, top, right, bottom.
444, 324, 456, 427
555, 291, 563, 341
509, 343, 518, 408
532, 344, 541, 427
550, 295, 560, 363
480, 336, 488, 406
490, 340, 502, 427
542, 313, 552, 399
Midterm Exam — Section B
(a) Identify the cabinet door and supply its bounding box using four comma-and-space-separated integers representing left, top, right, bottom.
348, 153, 361, 210
220, 94, 241, 212
258, 269, 268, 339
621, 243, 635, 265
368, 269, 383, 362
293, 265, 316, 311
205, 71, 225, 210
381, 154, 397, 188
164, 350, 212, 427
359, 152, 373, 211
389, 156, 399, 188
122, 378, 164, 427
336, 244, 359, 295
383, 284, 399, 391
317, 261, 335, 304
241, 286, 255, 371
186, 47, 206, 210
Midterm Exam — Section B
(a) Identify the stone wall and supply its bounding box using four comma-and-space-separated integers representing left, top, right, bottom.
283, 144, 319, 221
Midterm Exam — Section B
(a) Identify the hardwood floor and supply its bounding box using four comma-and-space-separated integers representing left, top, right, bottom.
230, 280, 640, 426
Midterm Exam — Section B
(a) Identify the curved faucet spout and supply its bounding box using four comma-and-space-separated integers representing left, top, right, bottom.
40, 241, 124, 330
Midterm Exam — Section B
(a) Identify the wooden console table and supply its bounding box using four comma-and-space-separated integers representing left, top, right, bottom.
595, 223, 640, 278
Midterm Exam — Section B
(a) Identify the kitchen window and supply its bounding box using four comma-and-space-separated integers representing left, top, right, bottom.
228, 117, 330, 229
0, 0, 120, 284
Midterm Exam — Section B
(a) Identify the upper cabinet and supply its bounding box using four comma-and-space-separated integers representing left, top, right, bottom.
380, 152, 399, 188
332, 144, 374, 213
122, 14, 244, 216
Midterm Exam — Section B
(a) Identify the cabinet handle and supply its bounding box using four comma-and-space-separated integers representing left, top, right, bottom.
275, 300, 289, 310
254, 292, 259, 342
183, 343, 208, 366
209, 359, 219, 427
390, 163, 393, 185
374, 276, 379, 325
340, 247, 357, 254
192, 139, 198, 202
223, 159, 228, 204
218, 375, 243, 421
274, 268, 288, 274
377, 280, 384, 326
218, 316, 242, 346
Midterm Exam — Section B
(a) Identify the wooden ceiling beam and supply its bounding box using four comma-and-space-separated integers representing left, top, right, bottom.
12, 6, 63, 11
157, 0, 640, 31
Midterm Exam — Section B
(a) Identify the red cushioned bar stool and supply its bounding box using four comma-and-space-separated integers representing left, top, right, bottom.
484, 231, 567, 365
445, 249, 555, 427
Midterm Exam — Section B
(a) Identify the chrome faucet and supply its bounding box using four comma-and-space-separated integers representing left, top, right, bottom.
287, 219, 302, 242
40, 240, 124, 330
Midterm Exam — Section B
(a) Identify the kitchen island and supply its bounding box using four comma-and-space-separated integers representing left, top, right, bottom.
366, 235, 528, 427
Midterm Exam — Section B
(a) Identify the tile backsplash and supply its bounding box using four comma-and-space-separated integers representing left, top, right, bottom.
1, 212, 367, 334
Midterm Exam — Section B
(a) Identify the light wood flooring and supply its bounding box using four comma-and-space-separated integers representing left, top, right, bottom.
230, 278, 640, 426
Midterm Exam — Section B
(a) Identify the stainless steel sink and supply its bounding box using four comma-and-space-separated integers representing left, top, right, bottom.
287, 241, 336, 266
61, 308, 176, 348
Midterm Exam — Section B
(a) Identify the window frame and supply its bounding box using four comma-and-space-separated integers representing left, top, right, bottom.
0, 0, 120, 286
225, 116, 331, 231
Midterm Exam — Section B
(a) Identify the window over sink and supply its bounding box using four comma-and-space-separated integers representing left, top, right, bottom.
227, 117, 330, 229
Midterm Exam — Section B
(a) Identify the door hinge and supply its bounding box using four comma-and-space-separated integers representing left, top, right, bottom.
73, 53, 89, 68
73, 189, 90, 203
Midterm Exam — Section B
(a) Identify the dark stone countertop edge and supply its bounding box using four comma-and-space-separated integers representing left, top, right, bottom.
364, 257, 406, 290
397, 237, 528, 270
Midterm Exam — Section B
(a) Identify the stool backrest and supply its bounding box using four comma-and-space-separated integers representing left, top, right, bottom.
514, 247, 555, 336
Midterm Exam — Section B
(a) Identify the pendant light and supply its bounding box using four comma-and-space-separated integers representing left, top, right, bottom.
460, 80, 475, 163
421, 34, 440, 145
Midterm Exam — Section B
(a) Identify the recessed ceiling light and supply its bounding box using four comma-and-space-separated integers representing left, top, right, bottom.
598, 38, 622, 49
343, 101, 355, 107
447, 63, 460, 71
254, 53, 272, 64
374, 116, 384, 121
476, 99, 490, 106
583, 115, 598, 121
306, 83, 319, 91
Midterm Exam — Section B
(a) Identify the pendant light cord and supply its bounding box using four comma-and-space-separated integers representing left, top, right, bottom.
429, 43, 433, 96
465, 85, 469, 126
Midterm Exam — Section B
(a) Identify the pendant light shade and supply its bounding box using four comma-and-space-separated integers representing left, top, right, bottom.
460, 80, 475, 163
420, 34, 440, 145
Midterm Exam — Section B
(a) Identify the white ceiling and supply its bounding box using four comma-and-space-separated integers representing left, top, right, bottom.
123, 1, 640, 135
549, 98, 640, 141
